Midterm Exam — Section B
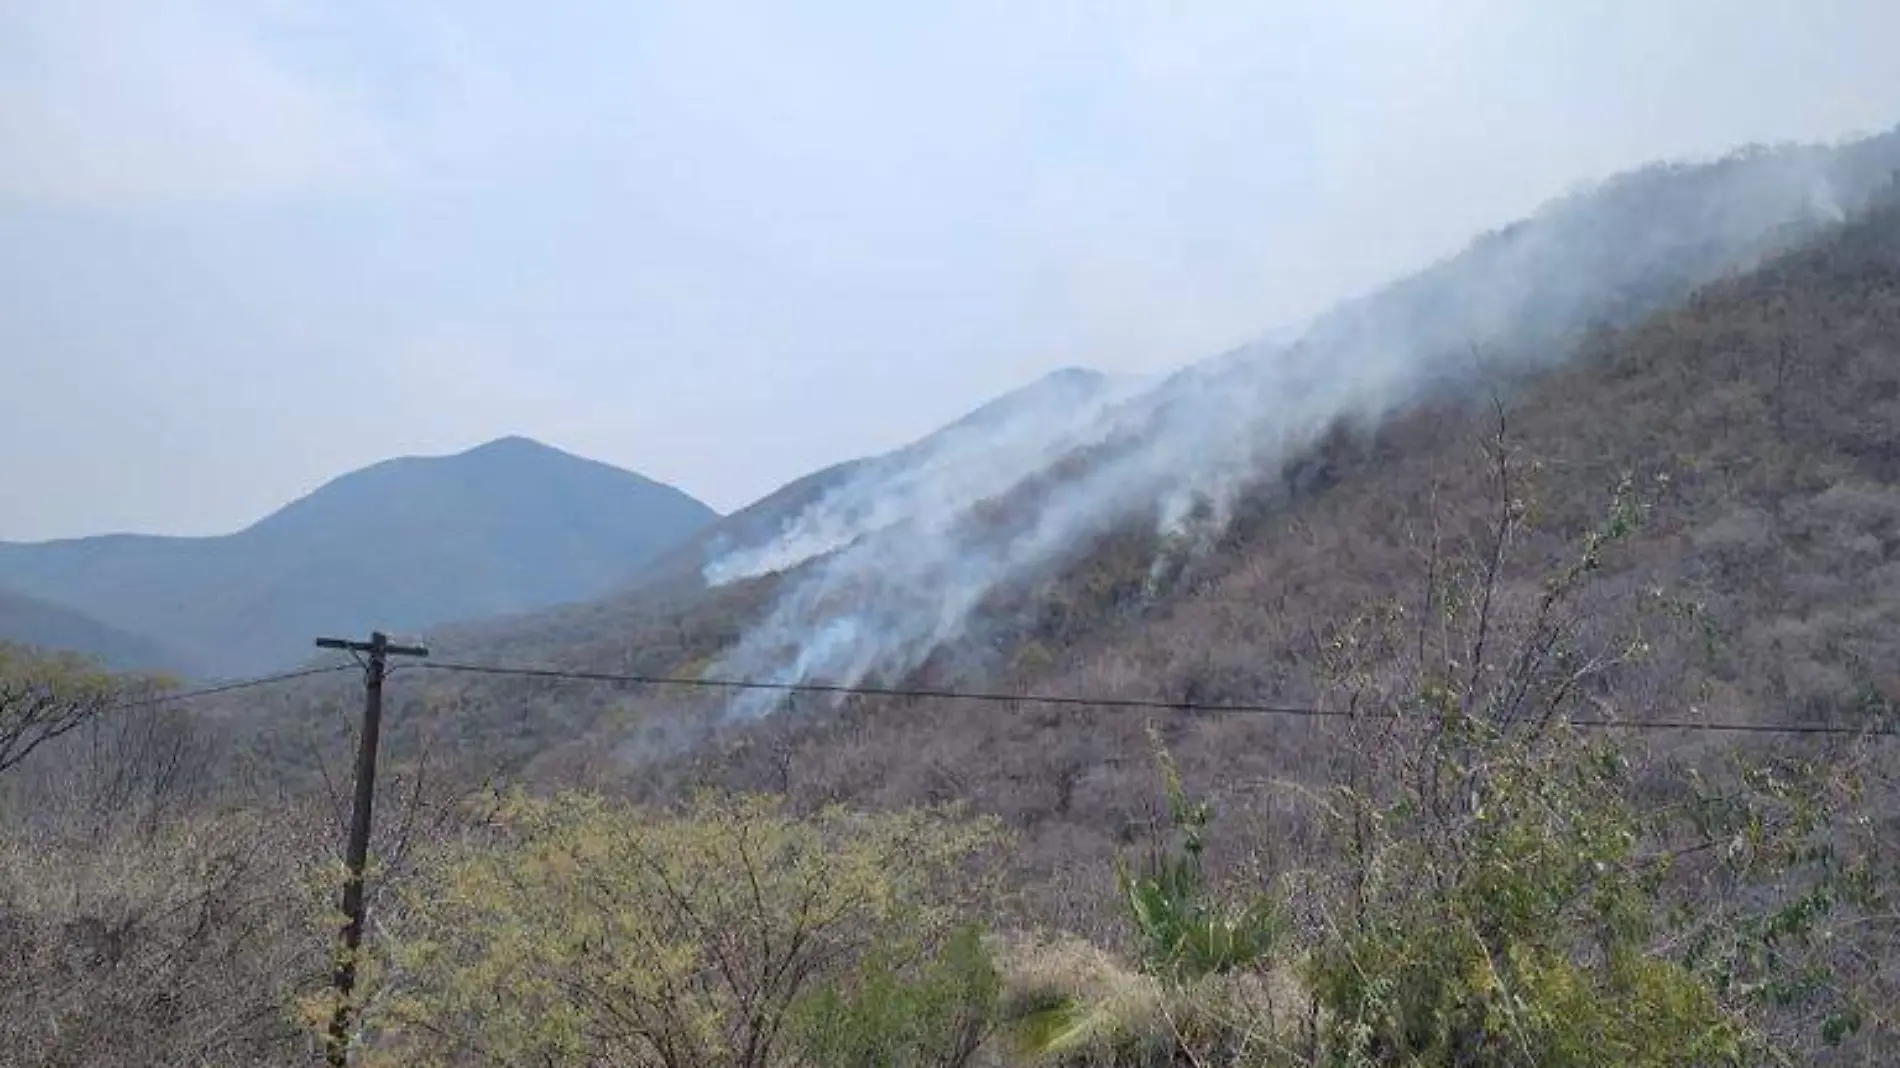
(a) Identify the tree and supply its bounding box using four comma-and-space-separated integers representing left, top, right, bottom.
0, 644, 135, 779
351, 791, 1003, 1068
1307, 722, 1756, 1067
790, 924, 1000, 1068
1296, 446, 1889, 1065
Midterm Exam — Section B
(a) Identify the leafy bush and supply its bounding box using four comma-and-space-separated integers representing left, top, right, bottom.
354, 791, 1003, 1068
1307, 723, 1754, 1067
1294, 464, 1889, 1065
792, 924, 999, 1068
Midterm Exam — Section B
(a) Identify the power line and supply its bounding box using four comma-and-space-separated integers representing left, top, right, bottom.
419, 659, 1336, 717
105, 664, 357, 713
69, 653, 1891, 738
1564, 715, 1887, 736
415, 659, 1896, 738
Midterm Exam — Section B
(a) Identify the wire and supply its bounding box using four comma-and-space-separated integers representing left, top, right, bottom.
106, 664, 358, 713
415, 659, 1896, 738
420, 659, 1339, 716
1565, 716, 1886, 736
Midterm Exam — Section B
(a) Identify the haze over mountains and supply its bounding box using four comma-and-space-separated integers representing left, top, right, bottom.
0, 437, 716, 675
689, 135, 1900, 715
10, 130, 1900, 712
0, 586, 189, 673
15, 2, 1900, 1060
403, 130, 1900, 716
352, 124, 1900, 907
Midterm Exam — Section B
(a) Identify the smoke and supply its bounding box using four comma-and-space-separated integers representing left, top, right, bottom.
701, 131, 1900, 721
702, 367, 1139, 586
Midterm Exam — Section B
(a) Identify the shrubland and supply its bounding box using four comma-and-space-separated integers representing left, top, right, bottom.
6, 432, 1896, 1064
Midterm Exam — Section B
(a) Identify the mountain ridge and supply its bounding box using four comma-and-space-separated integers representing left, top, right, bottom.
423, 366, 1123, 659
0, 437, 717, 676
671, 131, 1900, 705
0, 585, 192, 674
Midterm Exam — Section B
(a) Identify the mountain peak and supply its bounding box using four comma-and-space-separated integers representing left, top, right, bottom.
936, 365, 1114, 439
460, 435, 562, 458
1038, 366, 1106, 387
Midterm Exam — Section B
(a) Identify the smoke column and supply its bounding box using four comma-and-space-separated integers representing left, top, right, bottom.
702, 133, 1899, 721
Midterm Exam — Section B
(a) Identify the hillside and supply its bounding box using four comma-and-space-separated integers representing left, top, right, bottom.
456, 137, 1898, 701
0, 586, 188, 673
662, 192, 1900, 913
223, 149, 1900, 970
0, 437, 717, 676
16, 6, 1900, 1060
684, 136, 1900, 703
293, 133, 1900, 758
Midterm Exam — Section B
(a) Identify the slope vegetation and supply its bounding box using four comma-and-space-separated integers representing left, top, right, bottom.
238, 147, 1900, 940
657, 183, 1900, 925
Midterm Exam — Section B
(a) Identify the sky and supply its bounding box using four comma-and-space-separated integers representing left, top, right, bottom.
3, 2, 1900, 541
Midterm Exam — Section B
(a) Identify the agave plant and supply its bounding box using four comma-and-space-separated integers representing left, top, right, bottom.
1118, 728, 1284, 980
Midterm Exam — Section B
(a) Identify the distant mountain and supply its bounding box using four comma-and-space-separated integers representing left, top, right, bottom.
0, 585, 189, 673
0, 437, 718, 676
428, 367, 1124, 663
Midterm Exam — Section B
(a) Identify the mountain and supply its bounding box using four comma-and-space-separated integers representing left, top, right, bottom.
0, 585, 189, 673
0, 437, 717, 676
38, 129, 1900, 1068
305, 129, 1900, 771
637, 178, 1900, 940
426, 367, 1124, 663
651, 131, 1900, 704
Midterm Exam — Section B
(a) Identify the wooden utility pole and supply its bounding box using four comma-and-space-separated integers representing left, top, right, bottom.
316, 630, 428, 1067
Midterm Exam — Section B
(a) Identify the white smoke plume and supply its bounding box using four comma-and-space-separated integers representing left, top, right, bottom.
702, 367, 1143, 586
702, 133, 1900, 721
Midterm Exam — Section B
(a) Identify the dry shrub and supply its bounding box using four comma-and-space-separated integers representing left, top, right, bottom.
996, 934, 1307, 1067
0, 804, 332, 1068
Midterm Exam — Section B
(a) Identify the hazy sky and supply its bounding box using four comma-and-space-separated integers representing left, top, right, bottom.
3, 1, 1899, 540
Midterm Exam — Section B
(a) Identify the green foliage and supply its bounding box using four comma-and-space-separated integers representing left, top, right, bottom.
357, 790, 1002, 1068
0, 642, 139, 778
1011, 732, 1297, 1066
792, 924, 1000, 1068
1666, 753, 1889, 1051
1308, 723, 1756, 1067
1295, 472, 1890, 1066
1118, 728, 1283, 980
